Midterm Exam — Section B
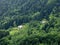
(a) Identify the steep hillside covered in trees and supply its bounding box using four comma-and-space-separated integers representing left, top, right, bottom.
0, 0, 60, 45
0, 0, 60, 29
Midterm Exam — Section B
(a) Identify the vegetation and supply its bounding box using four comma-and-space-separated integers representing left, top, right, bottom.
0, 0, 60, 45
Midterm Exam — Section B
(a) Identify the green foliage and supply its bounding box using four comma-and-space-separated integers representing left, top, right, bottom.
0, 0, 60, 45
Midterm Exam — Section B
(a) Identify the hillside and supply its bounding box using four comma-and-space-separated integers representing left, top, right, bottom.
0, 0, 60, 45
0, 0, 60, 29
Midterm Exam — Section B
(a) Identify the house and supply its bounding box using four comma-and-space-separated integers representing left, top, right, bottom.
41, 20, 48, 24
18, 25, 23, 29
41, 20, 47, 24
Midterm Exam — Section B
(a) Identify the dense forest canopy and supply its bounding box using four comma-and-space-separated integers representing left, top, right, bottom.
0, 0, 59, 29
0, 0, 60, 45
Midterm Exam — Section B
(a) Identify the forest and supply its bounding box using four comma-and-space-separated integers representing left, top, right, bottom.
0, 0, 60, 45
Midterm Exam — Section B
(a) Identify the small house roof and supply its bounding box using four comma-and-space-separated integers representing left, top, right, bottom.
18, 25, 23, 29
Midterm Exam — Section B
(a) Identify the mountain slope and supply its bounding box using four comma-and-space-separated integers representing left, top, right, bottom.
0, 0, 60, 45
0, 0, 60, 29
